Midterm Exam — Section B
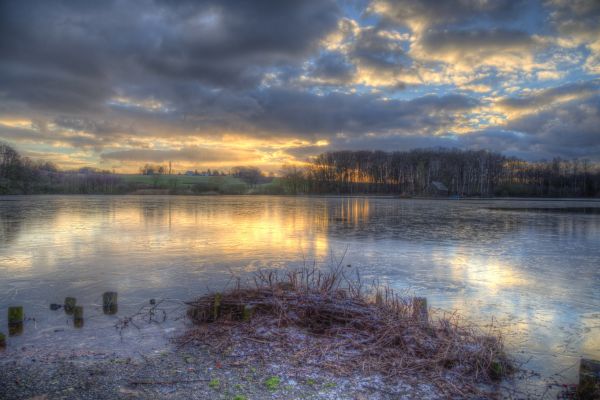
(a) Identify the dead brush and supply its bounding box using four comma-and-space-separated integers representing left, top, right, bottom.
181, 265, 512, 397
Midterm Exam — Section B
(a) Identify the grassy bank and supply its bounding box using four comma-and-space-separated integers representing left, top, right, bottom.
120, 174, 292, 195
120, 174, 251, 195
120, 174, 243, 187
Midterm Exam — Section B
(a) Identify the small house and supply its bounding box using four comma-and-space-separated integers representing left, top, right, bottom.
426, 181, 449, 197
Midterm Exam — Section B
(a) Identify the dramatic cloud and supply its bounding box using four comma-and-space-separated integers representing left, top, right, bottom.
496, 79, 600, 115
415, 29, 543, 68
0, 0, 599, 171
369, 0, 528, 31
505, 94, 600, 158
546, 0, 600, 74
310, 52, 356, 84
245, 90, 478, 138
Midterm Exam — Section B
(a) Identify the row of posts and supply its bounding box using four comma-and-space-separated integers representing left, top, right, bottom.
1, 293, 598, 396
0, 291, 118, 350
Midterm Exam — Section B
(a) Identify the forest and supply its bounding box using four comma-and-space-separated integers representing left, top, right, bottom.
281, 149, 600, 197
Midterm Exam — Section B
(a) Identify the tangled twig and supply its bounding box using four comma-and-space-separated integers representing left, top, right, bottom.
181, 266, 513, 398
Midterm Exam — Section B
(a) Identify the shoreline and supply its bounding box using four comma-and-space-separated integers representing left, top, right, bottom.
0, 339, 447, 400
1, 193, 600, 201
0, 265, 514, 400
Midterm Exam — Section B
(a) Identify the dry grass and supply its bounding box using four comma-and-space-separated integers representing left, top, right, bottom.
180, 265, 512, 398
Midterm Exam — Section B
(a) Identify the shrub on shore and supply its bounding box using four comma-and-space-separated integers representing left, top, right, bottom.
182, 266, 512, 397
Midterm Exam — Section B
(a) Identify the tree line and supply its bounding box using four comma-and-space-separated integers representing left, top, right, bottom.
2, 142, 600, 197
280, 149, 600, 197
1, 142, 123, 194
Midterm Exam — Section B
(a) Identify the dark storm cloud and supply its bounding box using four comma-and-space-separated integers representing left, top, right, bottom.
439, 94, 600, 161
139, 0, 340, 86
545, 0, 600, 73
506, 94, 600, 158
53, 116, 135, 136
366, 0, 545, 74
311, 52, 356, 83
0, 0, 599, 168
0, 0, 341, 112
281, 86, 600, 161
0, 63, 113, 113
246, 89, 479, 138
85, 85, 479, 144
546, 0, 600, 36
2, 83, 480, 156
350, 26, 410, 71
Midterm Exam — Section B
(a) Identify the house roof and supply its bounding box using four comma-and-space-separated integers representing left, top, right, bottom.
431, 181, 448, 191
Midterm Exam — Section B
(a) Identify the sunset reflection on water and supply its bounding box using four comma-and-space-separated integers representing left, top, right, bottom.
0, 195, 599, 394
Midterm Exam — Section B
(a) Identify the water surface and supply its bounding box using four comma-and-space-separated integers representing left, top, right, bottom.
1, 195, 599, 396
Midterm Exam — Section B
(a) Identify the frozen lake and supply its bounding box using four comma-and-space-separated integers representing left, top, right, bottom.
1, 195, 599, 396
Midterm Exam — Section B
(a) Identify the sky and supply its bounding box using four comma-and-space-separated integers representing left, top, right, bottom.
0, 0, 599, 173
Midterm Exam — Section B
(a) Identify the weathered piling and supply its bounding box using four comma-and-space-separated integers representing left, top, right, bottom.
375, 291, 384, 306
64, 297, 77, 315
8, 306, 23, 325
242, 305, 255, 321
8, 306, 24, 336
187, 292, 254, 322
0, 332, 6, 349
412, 297, 428, 325
8, 323, 23, 336
578, 358, 600, 399
213, 292, 222, 321
102, 291, 118, 315
73, 306, 84, 328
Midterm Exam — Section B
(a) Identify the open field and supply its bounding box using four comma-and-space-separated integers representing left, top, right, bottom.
119, 174, 250, 194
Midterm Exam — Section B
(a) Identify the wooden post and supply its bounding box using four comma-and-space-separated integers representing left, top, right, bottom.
103, 292, 118, 315
8, 323, 23, 336
0, 332, 6, 349
213, 293, 222, 321
375, 291, 384, 306
64, 297, 77, 315
412, 297, 428, 325
242, 305, 255, 321
73, 306, 84, 328
8, 306, 23, 325
8, 306, 24, 336
578, 358, 600, 399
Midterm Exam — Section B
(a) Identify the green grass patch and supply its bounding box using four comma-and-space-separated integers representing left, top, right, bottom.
264, 376, 281, 391
119, 174, 248, 193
